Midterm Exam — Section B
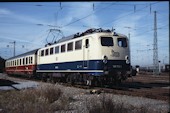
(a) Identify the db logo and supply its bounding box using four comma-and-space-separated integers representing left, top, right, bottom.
111, 50, 120, 57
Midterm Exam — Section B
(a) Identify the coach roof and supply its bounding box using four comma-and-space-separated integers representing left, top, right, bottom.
7, 49, 39, 60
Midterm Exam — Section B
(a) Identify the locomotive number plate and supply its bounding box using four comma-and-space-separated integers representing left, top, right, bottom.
113, 65, 122, 68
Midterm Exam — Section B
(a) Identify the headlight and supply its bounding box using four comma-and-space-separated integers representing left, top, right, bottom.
125, 55, 130, 64
103, 55, 108, 64
126, 60, 130, 64
125, 55, 129, 60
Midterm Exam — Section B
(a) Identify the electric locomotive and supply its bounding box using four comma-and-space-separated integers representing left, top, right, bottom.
36, 28, 131, 85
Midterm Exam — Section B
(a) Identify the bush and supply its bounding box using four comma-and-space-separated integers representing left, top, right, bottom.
88, 94, 154, 113
89, 98, 130, 113
0, 84, 63, 113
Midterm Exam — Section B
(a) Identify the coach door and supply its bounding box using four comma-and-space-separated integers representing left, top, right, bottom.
83, 38, 89, 68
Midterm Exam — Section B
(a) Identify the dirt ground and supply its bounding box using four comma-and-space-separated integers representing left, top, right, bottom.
104, 71, 170, 102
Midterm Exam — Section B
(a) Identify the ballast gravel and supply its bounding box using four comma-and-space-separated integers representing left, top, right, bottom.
50, 83, 169, 113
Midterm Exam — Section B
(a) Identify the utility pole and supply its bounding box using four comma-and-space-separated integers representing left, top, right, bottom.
153, 11, 159, 75
10, 41, 16, 57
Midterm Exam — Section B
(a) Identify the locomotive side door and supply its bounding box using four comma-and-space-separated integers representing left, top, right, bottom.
83, 38, 90, 68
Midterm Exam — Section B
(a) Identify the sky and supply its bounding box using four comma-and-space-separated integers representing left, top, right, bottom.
0, 1, 169, 67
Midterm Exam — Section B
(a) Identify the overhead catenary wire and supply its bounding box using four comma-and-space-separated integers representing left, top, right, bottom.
61, 2, 117, 28
132, 24, 168, 37
100, 2, 160, 27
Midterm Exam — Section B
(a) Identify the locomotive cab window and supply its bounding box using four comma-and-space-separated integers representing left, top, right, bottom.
117, 38, 127, 47
101, 37, 113, 46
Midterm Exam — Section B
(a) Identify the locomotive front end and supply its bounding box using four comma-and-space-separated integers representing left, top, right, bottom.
98, 32, 131, 83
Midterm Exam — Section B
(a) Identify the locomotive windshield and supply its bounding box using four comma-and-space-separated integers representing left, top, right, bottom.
101, 37, 113, 46
117, 38, 127, 47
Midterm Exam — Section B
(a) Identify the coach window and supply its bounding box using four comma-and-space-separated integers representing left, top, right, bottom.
67, 42, 73, 51
20, 59, 22, 65
55, 46, 59, 54
61, 44, 65, 53
45, 49, 49, 56
28, 57, 30, 64
50, 47, 54, 55
75, 40, 82, 50
17, 59, 19, 66
31, 57, 33, 64
41, 50, 44, 56
26, 57, 28, 65
22, 58, 25, 65
29, 57, 31, 64
117, 38, 127, 47
15, 60, 16, 66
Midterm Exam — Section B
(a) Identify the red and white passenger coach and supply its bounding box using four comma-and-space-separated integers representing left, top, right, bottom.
5, 49, 39, 76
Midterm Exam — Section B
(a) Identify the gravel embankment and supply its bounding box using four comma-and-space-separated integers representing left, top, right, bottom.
40, 83, 169, 113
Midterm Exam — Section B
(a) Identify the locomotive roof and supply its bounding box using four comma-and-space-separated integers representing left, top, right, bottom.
7, 49, 39, 60
48, 28, 117, 45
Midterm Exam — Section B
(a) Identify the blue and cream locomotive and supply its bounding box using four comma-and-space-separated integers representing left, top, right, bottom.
36, 28, 131, 85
